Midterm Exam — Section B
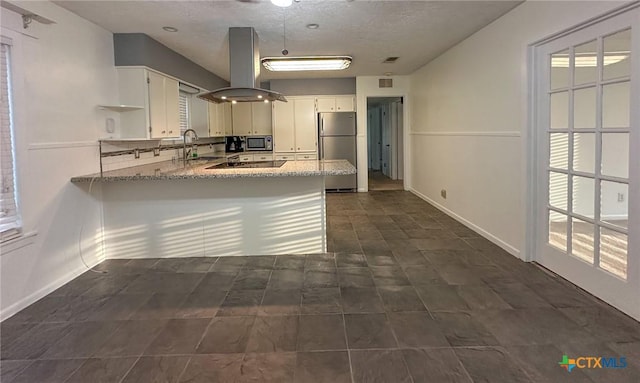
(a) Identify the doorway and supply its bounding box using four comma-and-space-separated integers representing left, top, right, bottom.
533, 8, 639, 319
367, 97, 404, 190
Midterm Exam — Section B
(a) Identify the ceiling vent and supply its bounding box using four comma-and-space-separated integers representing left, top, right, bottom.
379, 78, 393, 88
382, 57, 399, 64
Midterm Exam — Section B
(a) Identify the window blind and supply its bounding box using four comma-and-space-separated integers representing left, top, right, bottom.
0, 41, 21, 240
179, 91, 189, 134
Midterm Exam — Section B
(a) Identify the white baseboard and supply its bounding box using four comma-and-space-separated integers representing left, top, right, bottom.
1, 258, 103, 321
409, 187, 522, 260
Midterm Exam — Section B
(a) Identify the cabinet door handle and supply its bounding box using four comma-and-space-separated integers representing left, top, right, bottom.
161, 130, 166, 134
298, 147, 300, 150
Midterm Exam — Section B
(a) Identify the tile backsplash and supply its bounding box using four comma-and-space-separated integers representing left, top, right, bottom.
100, 137, 225, 172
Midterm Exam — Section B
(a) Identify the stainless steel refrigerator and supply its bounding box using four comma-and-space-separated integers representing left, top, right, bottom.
319, 112, 357, 191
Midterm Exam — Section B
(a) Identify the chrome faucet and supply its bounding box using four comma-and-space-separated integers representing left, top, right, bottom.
183, 129, 199, 163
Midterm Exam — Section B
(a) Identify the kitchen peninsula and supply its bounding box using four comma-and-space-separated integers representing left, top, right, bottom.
71, 159, 356, 258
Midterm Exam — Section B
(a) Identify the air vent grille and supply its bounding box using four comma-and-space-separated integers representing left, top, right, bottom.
383, 57, 399, 63
379, 78, 393, 88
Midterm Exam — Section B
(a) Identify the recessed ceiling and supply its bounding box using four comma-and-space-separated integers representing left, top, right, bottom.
54, 0, 523, 81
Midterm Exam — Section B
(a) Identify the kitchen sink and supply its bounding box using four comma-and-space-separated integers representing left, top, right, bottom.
206, 160, 286, 169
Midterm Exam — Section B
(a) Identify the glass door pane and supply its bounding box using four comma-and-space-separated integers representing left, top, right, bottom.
603, 29, 631, 80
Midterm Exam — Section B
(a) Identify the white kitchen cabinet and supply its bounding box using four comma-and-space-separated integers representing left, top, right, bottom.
316, 97, 336, 112
294, 98, 317, 152
335, 96, 356, 112
315, 95, 356, 113
117, 68, 180, 139
251, 102, 273, 136
296, 153, 317, 160
190, 96, 210, 138
148, 71, 180, 138
254, 153, 274, 161
275, 153, 296, 161
232, 103, 253, 136
231, 103, 273, 136
236, 153, 276, 162
273, 97, 317, 156
208, 102, 233, 137
273, 100, 296, 152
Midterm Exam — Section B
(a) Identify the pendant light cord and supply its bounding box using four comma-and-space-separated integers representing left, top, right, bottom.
282, 10, 288, 55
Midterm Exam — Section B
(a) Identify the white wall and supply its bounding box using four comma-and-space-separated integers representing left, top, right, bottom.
408, 1, 626, 259
355, 76, 411, 192
1, 1, 118, 319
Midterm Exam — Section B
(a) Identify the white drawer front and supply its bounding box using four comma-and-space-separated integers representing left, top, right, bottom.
275, 154, 296, 161
239, 155, 254, 162
254, 154, 274, 161
296, 153, 318, 160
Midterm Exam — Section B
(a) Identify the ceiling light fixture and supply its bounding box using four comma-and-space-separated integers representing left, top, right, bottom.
306, 23, 319, 29
162, 26, 178, 32
262, 56, 352, 72
551, 52, 629, 67
271, 0, 293, 7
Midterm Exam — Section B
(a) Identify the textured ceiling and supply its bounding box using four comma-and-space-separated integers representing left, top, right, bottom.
54, 0, 523, 81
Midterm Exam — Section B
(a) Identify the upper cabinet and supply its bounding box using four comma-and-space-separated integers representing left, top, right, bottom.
231, 103, 273, 136
190, 96, 210, 138
231, 103, 253, 136
335, 96, 356, 112
272, 97, 317, 153
294, 98, 317, 152
118, 68, 181, 139
208, 103, 233, 137
251, 102, 273, 136
272, 100, 296, 152
315, 95, 356, 113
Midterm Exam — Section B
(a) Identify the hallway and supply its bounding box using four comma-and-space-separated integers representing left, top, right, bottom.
367, 170, 403, 191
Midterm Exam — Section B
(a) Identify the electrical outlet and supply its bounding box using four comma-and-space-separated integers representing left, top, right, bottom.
618, 193, 625, 202
441, 189, 447, 199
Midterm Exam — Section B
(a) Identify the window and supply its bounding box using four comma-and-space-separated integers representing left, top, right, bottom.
0, 38, 21, 241
179, 91, 189, 134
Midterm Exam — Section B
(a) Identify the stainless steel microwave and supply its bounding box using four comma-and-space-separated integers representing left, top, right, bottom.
246, 135, 273, 151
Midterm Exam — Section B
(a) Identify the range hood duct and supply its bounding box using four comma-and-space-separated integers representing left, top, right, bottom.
199, 27, 287, 103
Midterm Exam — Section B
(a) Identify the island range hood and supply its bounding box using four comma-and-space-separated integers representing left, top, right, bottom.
199, 27, 287, 103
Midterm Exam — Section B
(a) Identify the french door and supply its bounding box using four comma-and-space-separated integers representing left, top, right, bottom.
535, 8, 640, 320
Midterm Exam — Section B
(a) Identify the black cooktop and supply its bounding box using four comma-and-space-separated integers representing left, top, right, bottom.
206, 160, 286, 169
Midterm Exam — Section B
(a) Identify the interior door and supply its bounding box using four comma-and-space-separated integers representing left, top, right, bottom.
381, 105, 391, 178
535, 9, 639, 319
367, 109, 380, 170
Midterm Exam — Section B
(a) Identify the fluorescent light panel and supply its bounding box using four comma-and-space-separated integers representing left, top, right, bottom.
262, 56, 352, 72
271, 0, 292, 7
551, 53, 629, 68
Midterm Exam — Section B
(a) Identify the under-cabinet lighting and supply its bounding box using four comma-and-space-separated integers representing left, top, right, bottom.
261, 56, 352, 72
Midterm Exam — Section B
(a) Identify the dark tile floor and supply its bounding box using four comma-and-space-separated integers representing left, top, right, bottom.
2, 191, 640, 382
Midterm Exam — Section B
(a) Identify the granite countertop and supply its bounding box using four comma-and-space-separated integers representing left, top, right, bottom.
71, 159, 356, 182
